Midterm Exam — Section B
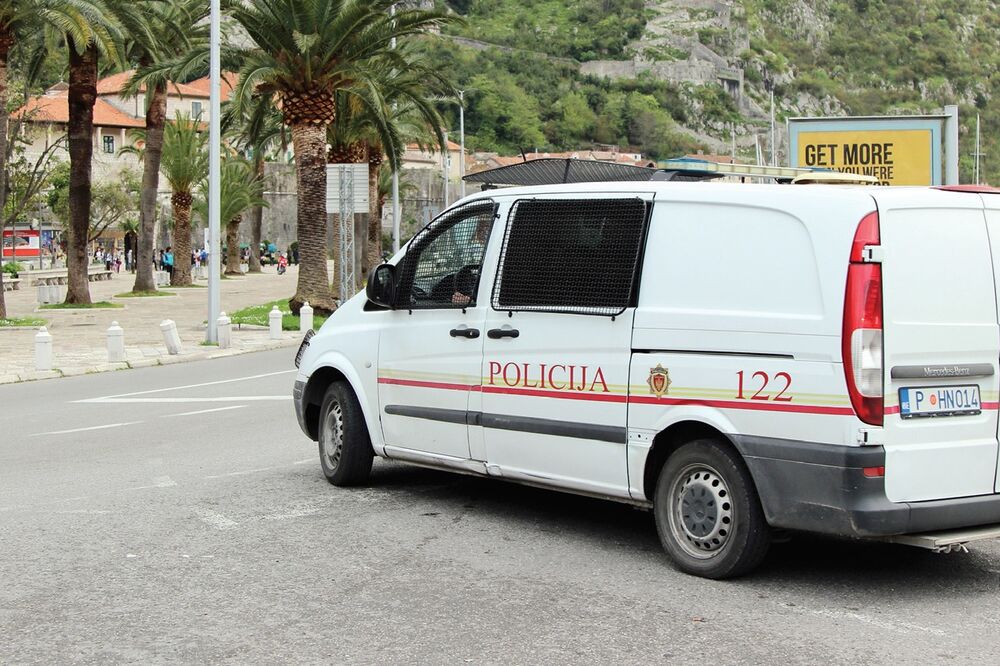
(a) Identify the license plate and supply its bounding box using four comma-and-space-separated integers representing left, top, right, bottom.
899, 385, 981, 418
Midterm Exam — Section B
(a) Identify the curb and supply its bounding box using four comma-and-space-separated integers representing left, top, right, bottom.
0, 336, 301, 386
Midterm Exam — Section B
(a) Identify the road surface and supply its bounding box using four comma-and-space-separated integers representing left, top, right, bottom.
2, 349, 1000, 663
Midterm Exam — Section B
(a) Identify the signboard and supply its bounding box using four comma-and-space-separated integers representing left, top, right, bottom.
788, 114, 954, 186
325, 163, 369, 211
2, 229, 40, 258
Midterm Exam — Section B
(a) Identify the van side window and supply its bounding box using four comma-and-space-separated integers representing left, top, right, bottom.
394, 200, 497, 309
492, 198, 649, 316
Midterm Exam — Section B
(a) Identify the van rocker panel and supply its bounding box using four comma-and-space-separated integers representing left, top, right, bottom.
733, 435, 1000, 537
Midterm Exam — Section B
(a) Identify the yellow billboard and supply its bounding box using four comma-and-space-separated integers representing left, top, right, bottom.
795, 129, 934, 186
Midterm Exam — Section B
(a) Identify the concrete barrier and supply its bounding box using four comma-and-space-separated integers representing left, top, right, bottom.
300, 302, 313, 333
269, 306, 282, 340
107, 321, 125, 363
217, 312, 232, 349
159, 319, 182, 355
35, 327, 52, 371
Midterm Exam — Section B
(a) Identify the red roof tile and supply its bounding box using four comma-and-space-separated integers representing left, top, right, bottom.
97, 70, 216, 98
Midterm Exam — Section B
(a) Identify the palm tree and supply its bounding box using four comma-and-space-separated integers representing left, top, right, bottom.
63, 0, 123, 304
221, 95, 286, 273
227, 0, 454, 315
159, 112, 208, 286
117, 0, 207, 293
0, 0, 121, 305
327, 47, 451, 288
196, 157, 267, 276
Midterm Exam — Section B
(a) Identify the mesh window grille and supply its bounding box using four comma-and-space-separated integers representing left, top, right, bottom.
492, 198, 649, 316
394, 200, 497, 309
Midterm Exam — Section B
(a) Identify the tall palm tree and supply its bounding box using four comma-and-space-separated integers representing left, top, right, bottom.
196, 157, 267, 276
63, 0, 123, 304
0, 0, 121, 305
118, 0, 207, 293
159, 112, 208, 286
228, 0, 454, 315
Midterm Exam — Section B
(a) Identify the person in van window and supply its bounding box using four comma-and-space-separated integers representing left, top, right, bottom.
451, 216, 492, 306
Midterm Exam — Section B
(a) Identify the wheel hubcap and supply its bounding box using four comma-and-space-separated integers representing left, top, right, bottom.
322, 401, 344, 470
669, 464, 734, 558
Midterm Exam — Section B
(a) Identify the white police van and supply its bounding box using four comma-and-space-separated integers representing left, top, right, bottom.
293, 180, 1000, 578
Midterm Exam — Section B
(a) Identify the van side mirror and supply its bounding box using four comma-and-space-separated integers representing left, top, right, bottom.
366, 263, 396, 308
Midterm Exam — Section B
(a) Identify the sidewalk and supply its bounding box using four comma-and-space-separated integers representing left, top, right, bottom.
0, 265, 315, 384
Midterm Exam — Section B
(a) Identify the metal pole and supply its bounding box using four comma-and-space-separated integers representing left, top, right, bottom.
206, 0, 221, 342
975, 113, 981, 185
442, 129, 449, 209
458, 91, 466, 200
769, 89, 776, 167
390, 3, 400, 253
944, 104, 959, 186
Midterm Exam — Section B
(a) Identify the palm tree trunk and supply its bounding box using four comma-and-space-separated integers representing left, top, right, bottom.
225, 216, 242, 275
170, 192, 193, 286
289, 123, 335, 315
366, 162, 381, 281
65, 41, 98, 305
248, 157, 263, 273
0, 32, 12, 319
133, 80, 166, 292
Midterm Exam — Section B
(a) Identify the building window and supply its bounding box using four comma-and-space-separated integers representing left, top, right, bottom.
492, 198, 649, 317
103, 135, 115, 154
192, 101, 203, 117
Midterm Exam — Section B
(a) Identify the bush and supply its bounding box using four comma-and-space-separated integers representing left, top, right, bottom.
3, 261, 23, 276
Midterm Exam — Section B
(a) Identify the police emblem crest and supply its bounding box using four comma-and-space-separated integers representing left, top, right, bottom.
647, 364, 671, 397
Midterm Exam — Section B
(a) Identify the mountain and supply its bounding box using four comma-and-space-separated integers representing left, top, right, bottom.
434, 0, 1000, 183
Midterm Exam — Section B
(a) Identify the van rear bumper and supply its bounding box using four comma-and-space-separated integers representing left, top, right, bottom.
734, 435, 1000, 537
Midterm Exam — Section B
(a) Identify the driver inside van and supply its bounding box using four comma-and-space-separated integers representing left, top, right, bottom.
451, 216, 492, 305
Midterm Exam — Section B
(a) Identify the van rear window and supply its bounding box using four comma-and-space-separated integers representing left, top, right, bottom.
492, 198, 648, 316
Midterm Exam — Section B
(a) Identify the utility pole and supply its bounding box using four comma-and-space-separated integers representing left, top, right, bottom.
973, 113, 984, 185
769, 89, 776, 167
442, 129, 449, 209
458, 90, 466, 200
390, 3, 400, 252
206, 0, 221, 342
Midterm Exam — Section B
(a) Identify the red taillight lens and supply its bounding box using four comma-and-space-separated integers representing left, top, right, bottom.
843, 211, 884, 427
863, 466, 886, 478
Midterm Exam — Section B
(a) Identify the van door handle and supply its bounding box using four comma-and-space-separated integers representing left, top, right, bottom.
487, 328, 520, 339
449, 327, 480, 339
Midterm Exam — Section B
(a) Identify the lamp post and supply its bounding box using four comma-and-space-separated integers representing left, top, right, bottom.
458, 90, 466, 200
206, 0, 222, 342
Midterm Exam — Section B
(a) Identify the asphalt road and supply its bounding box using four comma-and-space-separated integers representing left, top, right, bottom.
2, 349, 1000, 664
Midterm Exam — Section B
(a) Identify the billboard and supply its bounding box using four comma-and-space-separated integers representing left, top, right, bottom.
788, 114, 953, 186
2, 229, 40, 258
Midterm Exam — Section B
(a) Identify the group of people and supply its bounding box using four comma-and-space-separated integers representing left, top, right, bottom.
92, 247, 128, 273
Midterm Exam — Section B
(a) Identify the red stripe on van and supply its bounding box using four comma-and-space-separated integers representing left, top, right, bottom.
627, 395, 855, 415
378, 377, 480, 392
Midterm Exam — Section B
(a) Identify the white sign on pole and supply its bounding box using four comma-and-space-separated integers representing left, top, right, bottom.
325, 164, 369, 210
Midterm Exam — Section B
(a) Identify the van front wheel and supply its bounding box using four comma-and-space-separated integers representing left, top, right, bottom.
318, 381, 374, 486
653, 439, 770, 579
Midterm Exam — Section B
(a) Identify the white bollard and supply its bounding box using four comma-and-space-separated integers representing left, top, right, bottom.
159, 319, 183, 355
35, 326, 53, 371
269, 305, 282, 340
217, 312, 232, 349
107, 321, 125, 363
299, 301, 313, 333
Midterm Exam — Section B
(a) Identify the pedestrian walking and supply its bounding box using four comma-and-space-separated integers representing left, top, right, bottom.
164, 246, 174, 278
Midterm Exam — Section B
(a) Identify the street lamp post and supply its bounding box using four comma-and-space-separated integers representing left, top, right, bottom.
458, 90, 466, 200
206, 0, 222, 342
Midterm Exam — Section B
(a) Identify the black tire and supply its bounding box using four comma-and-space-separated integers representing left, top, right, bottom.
317, 381, 374, 486
653, 438, 770, 579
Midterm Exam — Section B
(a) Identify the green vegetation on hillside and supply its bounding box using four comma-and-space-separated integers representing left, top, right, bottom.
444, 0, 647, 61
423, 39, 703, 158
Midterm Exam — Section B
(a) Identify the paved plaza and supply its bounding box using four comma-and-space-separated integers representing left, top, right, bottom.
0, 265, 313, 383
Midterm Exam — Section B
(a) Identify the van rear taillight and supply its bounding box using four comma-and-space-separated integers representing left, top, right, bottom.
843, 211, 884, 426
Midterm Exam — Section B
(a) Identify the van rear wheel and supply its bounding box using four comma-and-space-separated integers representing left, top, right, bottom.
653, 439, 770, 579
318, 381, 373, 486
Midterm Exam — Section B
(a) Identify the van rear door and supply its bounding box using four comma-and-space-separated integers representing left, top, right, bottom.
876, 188, 1000, 503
